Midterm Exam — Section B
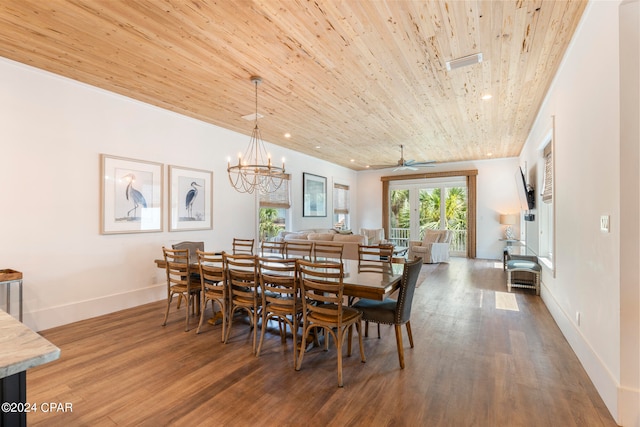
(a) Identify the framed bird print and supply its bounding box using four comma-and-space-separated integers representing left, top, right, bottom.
100, 154, 163, 234
168, 165, 213, 231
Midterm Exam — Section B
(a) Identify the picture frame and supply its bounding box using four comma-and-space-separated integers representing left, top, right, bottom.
169, 165, 213, 231
100, 154, 163, 234
303, 172, 327, 217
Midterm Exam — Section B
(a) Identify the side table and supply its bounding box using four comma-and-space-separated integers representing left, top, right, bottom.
0, 269, 23, 321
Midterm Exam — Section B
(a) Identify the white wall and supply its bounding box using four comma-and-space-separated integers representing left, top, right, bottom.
0, 57, 355, 331
356, 157, 521, 260
519, 1, 639, 424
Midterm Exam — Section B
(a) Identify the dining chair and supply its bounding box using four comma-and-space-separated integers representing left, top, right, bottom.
313, 242, 344, 263
260, 240, 286, 258
256, 257, 302, 367
223, 253, 260, 353
352, 256, 422, 369
233, 238, 255, 255
357, 243, 394, 273
172, 241, 204, 309
162, 247, 201, 332
285, 241, 313, 260
295, 259, 366, 387
196, 250, 227, 341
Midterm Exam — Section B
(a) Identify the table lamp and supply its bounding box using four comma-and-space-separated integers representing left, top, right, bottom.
500, 214, 517, 240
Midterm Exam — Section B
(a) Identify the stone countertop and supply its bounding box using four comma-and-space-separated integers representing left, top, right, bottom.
0, 310, 60, 379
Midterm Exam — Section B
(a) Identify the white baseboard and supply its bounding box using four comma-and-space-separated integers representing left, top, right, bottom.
618, 386, 640, 427
541, 283, 622, 425
23, 284, 165, 332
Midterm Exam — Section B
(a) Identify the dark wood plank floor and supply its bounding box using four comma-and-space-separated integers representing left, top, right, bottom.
26, 258, 617, 426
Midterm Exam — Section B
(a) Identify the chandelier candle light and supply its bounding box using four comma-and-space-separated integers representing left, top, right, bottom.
227, 76, 286, 194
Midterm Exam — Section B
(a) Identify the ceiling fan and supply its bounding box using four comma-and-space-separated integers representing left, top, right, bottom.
368, 145, 436, 171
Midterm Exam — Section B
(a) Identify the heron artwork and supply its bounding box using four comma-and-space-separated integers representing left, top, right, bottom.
185, 181, 202, 219
123, 173, 147, 218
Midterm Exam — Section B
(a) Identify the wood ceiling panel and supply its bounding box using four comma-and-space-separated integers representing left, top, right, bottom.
0, 0, 587, 170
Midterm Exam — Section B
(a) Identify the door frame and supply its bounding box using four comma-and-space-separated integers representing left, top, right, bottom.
381, 169, 477, 259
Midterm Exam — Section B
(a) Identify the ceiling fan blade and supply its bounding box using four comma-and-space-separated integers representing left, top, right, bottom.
367, 164, 396, 170
393, 165, 418, 172
409, 160, 437, 167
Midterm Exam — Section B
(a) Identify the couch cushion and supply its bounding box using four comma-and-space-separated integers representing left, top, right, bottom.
334, 234, 365, 243
422, 231, 440, 244
307, 233, 335, 241
283, 232, 309, 242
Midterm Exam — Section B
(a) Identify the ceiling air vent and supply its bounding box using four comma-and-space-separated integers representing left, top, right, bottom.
446, 53, 483, 71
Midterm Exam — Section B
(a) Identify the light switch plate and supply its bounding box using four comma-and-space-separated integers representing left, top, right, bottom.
600, 215, 610, 232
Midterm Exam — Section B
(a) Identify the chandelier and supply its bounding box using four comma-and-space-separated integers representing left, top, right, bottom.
227, 76, 286, 194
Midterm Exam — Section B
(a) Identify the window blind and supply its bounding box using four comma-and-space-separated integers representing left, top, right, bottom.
333, 183, 349, 214
542, 143, 553, 203
259, 174, 291, 208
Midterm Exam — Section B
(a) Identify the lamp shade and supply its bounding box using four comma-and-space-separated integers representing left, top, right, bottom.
500, 214, 517, 225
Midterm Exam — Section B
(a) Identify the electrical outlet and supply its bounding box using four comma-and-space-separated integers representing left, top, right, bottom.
600, 215, 610, 232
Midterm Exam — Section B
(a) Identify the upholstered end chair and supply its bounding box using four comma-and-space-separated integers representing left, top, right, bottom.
360, 228, 385, 245
408, 229, 452, 264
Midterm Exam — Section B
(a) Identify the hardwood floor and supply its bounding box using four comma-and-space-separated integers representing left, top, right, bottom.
26, 258, 617, 426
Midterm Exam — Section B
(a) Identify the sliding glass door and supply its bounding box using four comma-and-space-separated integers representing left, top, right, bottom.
389, 178, 467, 256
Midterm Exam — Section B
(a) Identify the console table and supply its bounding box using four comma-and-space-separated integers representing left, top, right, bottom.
0, 310, 60, 427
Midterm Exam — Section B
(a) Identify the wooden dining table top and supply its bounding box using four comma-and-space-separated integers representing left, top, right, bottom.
154, 256, 403, 301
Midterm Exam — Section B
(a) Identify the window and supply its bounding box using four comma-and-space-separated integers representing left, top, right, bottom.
259, 174, 290, 242
538, 135, 555, 270
333, 183, 350, 230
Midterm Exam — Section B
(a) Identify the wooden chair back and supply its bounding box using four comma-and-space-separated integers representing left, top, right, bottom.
233, 238, 255, 255
313, 242, 344, 263
260, 240, 286, 257
358, 244, 394, 273
163, 247, 191, 290
284, 241, 313, 260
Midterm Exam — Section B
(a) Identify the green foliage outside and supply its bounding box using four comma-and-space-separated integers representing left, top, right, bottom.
259, 208, 285, 242
390, 187, 467, 239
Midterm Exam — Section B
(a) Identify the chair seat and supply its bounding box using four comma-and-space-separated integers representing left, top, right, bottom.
170, 284, 200, 294
506, 259, 541, 272
268, 298, 302, 312
308, 305, 361, 323
352, 298, 397, 325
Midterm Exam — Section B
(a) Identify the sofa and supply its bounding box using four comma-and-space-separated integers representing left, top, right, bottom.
408, 229, 453, 263
274, 229, 365, 260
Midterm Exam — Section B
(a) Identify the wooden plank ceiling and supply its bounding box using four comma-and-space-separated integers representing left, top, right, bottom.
0, 0, 587, 170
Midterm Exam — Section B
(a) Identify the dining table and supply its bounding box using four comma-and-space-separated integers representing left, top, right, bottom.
154, 256, 404, 302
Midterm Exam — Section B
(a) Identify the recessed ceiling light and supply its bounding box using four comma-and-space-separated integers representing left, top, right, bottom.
315, 145, 321, 149
350, 159, 355, 163
284, 132, 291, 138
482, 94, 492, 100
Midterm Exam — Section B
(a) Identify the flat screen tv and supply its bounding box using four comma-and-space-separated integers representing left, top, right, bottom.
516, 166, 535, 210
